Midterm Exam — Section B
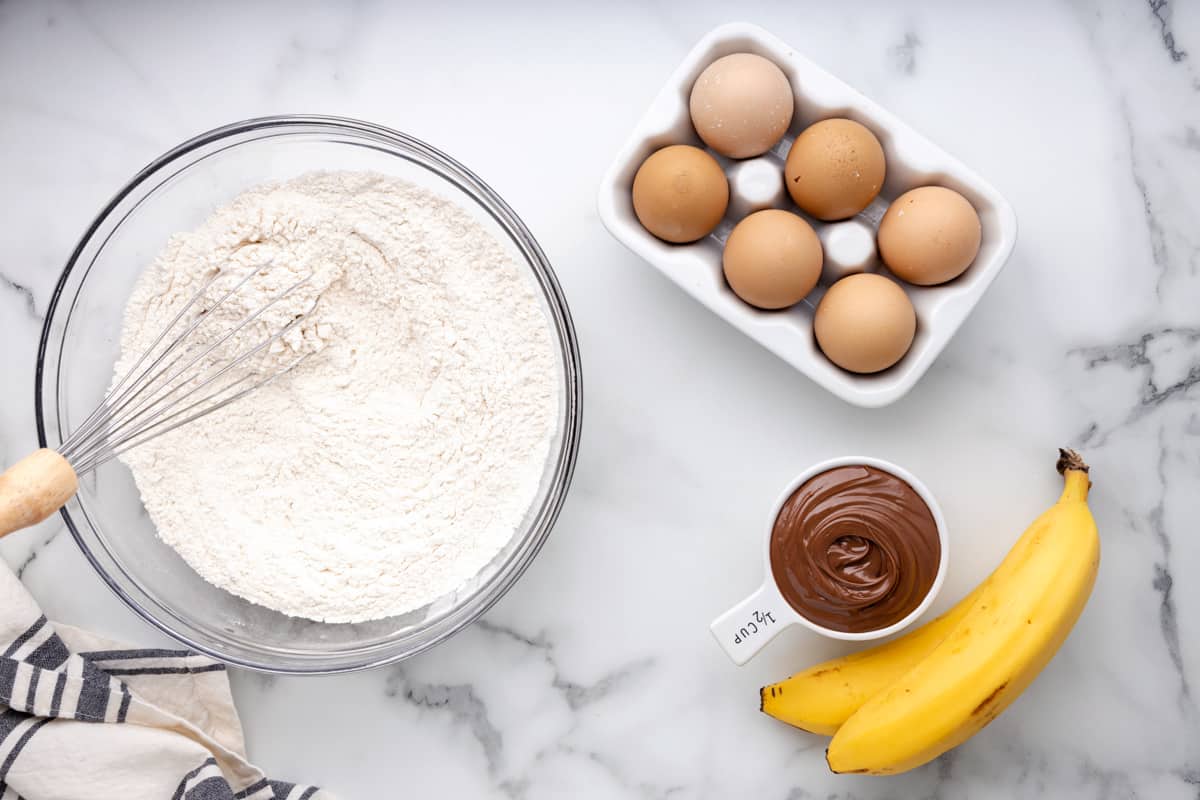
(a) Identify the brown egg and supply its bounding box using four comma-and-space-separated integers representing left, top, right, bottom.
689, 53, 795, 159
632, 145, 729, 243
722, 210, 822, 309
878, 186, 982, 285
814, 273, 916, 373
785, 119, 886, 221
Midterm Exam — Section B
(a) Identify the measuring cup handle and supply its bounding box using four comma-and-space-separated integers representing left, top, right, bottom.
710, 583, 793, 665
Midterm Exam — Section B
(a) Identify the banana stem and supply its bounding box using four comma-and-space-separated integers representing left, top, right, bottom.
1056, 448, 1091, 503
1056, 448, 1089, 475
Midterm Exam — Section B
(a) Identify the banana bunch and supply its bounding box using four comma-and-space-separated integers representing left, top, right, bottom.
761, 449, 1099, 775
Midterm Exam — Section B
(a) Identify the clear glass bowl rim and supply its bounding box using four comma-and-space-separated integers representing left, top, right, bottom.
34, 114, 583, 674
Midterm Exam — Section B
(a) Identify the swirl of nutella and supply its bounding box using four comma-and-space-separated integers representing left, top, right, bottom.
769, 465, 940, 633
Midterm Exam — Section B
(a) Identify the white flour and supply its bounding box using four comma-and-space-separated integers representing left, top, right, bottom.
115, 171, 559, 623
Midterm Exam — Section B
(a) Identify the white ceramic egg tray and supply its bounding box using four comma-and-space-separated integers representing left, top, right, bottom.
598, 22, 1017, 408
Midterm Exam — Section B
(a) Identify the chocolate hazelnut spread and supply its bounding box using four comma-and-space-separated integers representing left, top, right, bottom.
769, 465, 940, 633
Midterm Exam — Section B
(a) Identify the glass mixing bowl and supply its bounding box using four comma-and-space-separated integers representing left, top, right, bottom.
35, 116, 582, 674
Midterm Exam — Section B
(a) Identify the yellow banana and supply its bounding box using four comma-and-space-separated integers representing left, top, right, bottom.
760, 581, 987, 735
826, 449, 1099, 775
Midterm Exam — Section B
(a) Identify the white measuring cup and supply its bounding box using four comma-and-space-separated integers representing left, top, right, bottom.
710, 456, 949, 665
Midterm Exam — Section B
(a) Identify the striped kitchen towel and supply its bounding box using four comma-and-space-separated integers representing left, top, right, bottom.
0, 563, 335, 800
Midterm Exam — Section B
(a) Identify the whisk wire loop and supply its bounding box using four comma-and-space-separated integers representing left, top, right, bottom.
64, 274, 312, 468
59, 263, 319, 476
59, 269, 233, 458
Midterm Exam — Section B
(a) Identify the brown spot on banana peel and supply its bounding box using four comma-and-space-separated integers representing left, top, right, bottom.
971, 681, 1009, 717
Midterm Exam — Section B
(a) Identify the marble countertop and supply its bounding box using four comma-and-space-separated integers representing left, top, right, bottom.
2, 1, 1198, 797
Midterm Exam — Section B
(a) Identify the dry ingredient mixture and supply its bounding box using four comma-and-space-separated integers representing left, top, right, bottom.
115, 171, 559, 623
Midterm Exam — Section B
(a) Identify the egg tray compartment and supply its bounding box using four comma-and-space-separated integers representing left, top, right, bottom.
598, 22, 1017, 408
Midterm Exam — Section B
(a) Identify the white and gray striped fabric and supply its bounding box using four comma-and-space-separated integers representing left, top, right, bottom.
0, 564, 334, 800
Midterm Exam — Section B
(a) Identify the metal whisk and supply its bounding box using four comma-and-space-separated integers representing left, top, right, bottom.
0, 264, 316, 539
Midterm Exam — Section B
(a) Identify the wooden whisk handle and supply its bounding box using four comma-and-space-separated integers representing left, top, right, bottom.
0, 449, 78, 538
